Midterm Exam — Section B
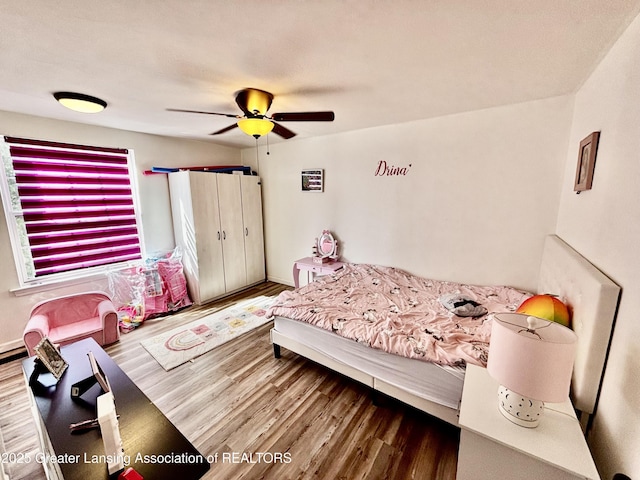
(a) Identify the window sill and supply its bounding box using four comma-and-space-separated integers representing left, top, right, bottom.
10, 272, 109, 297
10, 263, 136, 297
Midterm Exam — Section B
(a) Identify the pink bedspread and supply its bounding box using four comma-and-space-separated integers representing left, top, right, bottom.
268, 264, 531, 367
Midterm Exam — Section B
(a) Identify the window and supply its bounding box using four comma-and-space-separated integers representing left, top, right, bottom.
0, 136, 143, 286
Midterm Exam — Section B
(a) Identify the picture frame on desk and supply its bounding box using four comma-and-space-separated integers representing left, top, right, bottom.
71, 352, 112, 398
33, 337, 68, 380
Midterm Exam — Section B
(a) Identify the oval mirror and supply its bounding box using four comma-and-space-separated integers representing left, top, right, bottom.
317, 231, 336, 258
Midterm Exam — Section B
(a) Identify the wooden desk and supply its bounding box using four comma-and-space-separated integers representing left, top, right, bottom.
23, 338, 209, 480
293, 257, 345, 288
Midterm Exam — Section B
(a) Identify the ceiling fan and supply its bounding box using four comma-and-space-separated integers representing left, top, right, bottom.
167, 88, 335, 139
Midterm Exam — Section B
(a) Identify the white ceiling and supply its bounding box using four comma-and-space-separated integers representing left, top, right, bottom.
1, 1, 639, 148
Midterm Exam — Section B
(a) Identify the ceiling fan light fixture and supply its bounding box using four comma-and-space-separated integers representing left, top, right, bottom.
167, 87, 334, 140
53, 91, 107, 113
237, 118, 274, 138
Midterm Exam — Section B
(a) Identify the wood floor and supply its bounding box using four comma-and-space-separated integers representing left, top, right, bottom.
0, 281, 460, 480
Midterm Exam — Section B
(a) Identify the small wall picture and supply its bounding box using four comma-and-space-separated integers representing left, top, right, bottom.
574, 132, 600, 193
301, 169, 324, 192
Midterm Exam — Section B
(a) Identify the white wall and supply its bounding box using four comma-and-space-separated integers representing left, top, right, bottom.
0, 111, 240, 351
248, 95, 573, 292
555, 12, 640, 480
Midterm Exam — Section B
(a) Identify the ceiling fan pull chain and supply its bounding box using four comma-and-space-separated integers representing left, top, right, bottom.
255, 137, 259, 165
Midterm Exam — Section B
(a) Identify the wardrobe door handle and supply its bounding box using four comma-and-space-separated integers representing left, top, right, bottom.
223, 231, 226, 240
245, 227, 249, 236
217, 231, 220, 241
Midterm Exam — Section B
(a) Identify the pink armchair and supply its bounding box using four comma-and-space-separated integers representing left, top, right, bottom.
23, 291, 120, 357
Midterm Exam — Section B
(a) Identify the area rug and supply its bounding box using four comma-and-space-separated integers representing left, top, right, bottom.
141, 295, 275, 370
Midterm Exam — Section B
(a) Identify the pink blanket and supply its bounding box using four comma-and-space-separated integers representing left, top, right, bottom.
268, 264, 531, 367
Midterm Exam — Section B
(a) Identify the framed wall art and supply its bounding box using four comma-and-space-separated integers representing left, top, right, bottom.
301, 169, 324, 192
574, 132, 600, 193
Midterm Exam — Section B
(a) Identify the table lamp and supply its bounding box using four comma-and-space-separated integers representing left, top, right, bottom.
487, 312, 577, 428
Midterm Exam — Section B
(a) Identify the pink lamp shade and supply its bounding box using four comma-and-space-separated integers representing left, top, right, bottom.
487, 313, 577, 403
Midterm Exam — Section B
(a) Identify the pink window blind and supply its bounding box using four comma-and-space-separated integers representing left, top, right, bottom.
5, 136, 142, 277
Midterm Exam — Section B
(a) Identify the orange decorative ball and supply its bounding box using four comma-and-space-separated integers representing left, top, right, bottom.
516, 294, 570, 327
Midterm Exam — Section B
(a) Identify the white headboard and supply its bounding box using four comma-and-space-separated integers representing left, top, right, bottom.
538, 235, 620, 415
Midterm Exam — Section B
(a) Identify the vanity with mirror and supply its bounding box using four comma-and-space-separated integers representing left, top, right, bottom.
292, 230, 344, 288
312, 230, 339, 264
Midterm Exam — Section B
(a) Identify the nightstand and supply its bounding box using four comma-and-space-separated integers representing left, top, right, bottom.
457, 364, 600, 480
292, 257, 345, 288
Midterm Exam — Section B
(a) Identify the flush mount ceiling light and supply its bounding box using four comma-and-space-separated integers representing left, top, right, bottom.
53, 92, 107, 113
237, 117, 275, 138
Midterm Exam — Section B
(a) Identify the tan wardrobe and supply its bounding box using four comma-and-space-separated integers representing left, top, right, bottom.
168, 171, 265, 304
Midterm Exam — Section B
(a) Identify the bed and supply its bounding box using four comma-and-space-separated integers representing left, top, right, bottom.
268, 235, 620, 427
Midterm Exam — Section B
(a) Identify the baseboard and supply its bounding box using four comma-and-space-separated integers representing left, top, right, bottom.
0, 350, 27, 364
1, 338, 25, 354
0, 340, 27, 363
267, 275, 294, 287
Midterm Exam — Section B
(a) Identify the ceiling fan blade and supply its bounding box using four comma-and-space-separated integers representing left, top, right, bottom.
271, 122, 297, 139
167, 108, 238, 118
235, 88, 274, 116
271, 111, 335, 122
210, 123, 239, 135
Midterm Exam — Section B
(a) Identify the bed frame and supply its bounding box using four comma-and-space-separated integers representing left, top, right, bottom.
270, 235, 620, 427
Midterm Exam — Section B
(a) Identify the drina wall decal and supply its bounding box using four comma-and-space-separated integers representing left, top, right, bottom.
374, 160, 412, 176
